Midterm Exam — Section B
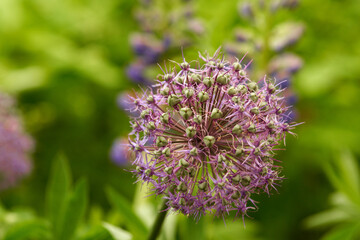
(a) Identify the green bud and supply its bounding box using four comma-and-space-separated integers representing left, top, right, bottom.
179, 197, 186, 205
140, 109, 150, 118
241, 175, 251, 186
134, 144, 141, 151
217, 155, 226, 163
168, 94, 182, 107
268, 83, 276, 93
216, 74, 229, 85
232, 124, 243, 136
160, 113, 169, 124
235, 147, 244, 156
144, 169, 151, 176
146, 121, 156, 130
190, 147, 198, 156
163, 74, 172, 81
179, 158, 189, 167
250, 107, 259, 115
237, 85, 247, 94
259, 101, 268, 111
162, 147, 171, 157
227, 86, 238, 95
232, 175, 241, 184
232, 96, 241, 103
160, 87, 170, 95
180, 61, 189, 69
177, 182, 188, 192
198, 91, 209, 102
198, 182, 208, 191
239, 70, 246, 76
218, 182, 225, 188
191, 74, 202, 83
193, 115, 202, 124
203, 77, 214, 87
247, 82, 258, 92
232, 62, 242, 71
248, 123, 256, 133
146, 95, 154, 103
261, 167, 268, 176
250, 93, 258, 102
254, 148, 261, 155
186, 126, 196, 138
176, 77, 185, 84
267, 120, 275, 129
182, 88, 195, 98
164, 166, 173, 174
231, 191, 240, 199
203, 135, 215, 147
211, 108, 223, 119
153, 150, 162, 157
188, 167, 196, 177
136, 166, 142, 172
156, 137, 167, 147
208, 61, 216, 69
179, 107, 193, 120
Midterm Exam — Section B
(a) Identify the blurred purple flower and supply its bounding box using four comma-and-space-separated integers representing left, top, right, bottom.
0, 93, 34, 191
110, 138, 134, 166
126, 63, 153, 86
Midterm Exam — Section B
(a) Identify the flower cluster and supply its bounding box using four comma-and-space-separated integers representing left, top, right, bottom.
128, 49, 297, 220
0, 93, 34, 191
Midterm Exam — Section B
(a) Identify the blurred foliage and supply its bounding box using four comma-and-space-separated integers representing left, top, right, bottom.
0, 0, 360, 239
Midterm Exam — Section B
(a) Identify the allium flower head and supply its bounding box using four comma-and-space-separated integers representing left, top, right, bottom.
0, 93, 34, 191
128, 48, 297, 220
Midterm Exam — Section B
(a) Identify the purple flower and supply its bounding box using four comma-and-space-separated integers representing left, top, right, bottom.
0, 93, 34, 191
127, 49, 298, 221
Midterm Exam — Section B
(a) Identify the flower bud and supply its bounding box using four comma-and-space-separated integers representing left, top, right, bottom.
156, 137, 167, 147
190, 147, 198, 156
162, 147, 171, 157
203, 135, 215, 147
179, 158, 189, 167
232, 62, 242, 71
160, 87, 170, 95
216, 74, 229, 85
211, 108, 223, 119
191, 74, 202, 83
227, 86, 238, 95
250, 92, 258, 102
248, 123, 257, 133
232, 124, 243, 136
180, 107, 193, 120
250, 107, 259, 115
198, 91, 209, 102
247, 82, 258, 92
182, 88, 195, 98
193, 115, 202, 124
160, 113, 169, 124
203, 77, 214, 87
168, 94, 182, 107
186, 126, 196, 138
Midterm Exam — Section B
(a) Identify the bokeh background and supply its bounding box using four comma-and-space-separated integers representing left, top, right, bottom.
1, 0, 360, 239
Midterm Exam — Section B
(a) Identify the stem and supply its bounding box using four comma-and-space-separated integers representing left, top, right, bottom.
147, 199, 169, 240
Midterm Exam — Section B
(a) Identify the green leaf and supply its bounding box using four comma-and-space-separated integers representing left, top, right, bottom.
3, 219, 51, 240
57, 179, 88, 240
106, 187, 148, 238
103, 222, 132, 240
304, 208, 351, 229
322, 222, 360, 240
45, 154, 71, 237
